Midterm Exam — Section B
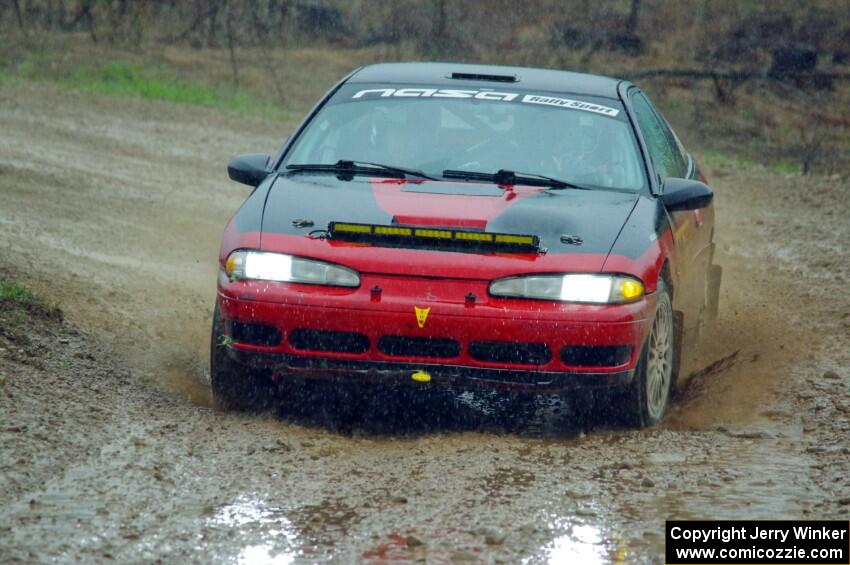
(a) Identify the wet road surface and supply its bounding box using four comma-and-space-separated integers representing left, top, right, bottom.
1, 80, 848, 563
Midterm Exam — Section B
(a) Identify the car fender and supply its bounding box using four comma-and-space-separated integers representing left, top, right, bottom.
218, 174, 276, 267
601, 195, 678, 297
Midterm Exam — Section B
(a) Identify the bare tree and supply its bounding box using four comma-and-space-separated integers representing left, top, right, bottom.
249, 1, 288, 103
224, 0, 239, 91
431, 0, 448, 58
625, 0, 641, 37
12, 0, 25, 30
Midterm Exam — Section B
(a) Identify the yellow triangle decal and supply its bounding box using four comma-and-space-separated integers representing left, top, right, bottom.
414, 306, 431, 328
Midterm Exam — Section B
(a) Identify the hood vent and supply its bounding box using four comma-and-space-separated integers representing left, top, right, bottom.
448, 72, 518, 83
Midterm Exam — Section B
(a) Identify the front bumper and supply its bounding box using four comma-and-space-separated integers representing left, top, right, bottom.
218, 272, 655, 391
226, 347, 634, 392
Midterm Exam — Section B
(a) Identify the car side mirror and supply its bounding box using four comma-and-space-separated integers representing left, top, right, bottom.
227, 153, 271, 187
661, 178, 713, 211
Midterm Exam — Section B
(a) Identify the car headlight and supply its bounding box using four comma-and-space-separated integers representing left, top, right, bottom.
489, 274, 644, 304
225, 250, 360, 287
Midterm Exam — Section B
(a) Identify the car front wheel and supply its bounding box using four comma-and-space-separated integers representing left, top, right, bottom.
210, 303, 276, 412
621, 280, 675, 427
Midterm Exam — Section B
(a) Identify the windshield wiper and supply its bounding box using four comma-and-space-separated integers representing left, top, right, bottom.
442, 168, 591, 190
287, 160, 437, 180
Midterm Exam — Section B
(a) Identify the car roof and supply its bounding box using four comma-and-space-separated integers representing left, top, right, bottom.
347, 62, 625, 100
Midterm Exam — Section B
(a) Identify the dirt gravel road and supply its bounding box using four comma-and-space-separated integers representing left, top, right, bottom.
1, 81, 848, 563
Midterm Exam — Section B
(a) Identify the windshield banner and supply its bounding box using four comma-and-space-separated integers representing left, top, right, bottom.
350, 88, 621, 118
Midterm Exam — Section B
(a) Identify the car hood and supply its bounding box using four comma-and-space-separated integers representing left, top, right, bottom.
259, 174, 639, 278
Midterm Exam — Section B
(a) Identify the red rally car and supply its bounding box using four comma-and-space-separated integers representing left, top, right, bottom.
211, 63, 720, 427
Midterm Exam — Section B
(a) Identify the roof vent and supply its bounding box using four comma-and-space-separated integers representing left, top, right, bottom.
448, 72, 519, 83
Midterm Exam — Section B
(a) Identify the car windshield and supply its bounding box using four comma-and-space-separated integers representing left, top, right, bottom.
282, 84, 646, 190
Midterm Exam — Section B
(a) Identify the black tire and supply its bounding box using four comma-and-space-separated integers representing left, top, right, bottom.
279, 379, 365, 431
694, 262, 722, 342
209, 304, 276, 412
706, 264, 722, 322
620, 280, 675, 428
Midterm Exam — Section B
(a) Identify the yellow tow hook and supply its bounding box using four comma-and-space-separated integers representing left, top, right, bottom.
411, 370, 432, 383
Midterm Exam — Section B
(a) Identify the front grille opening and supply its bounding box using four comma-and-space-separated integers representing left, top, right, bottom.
561, 345, 633, 367
226, 320, 282, 346
289, 329, 369, 354
378, 336, 460, 358
469, 341, 551, 365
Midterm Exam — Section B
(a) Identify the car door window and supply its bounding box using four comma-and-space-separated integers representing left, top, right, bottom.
630, 91, 687, 182
663, 120, 690, 176
653, 105, 690, 178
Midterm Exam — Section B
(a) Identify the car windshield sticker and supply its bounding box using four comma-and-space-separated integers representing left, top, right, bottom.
350, 88, 620, 117
520, 94, 619, 117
